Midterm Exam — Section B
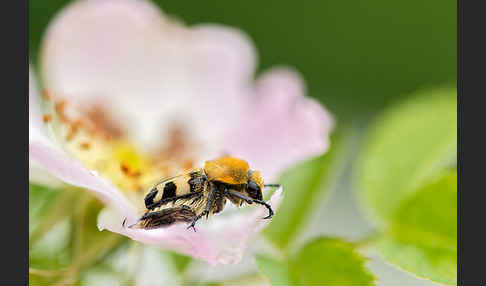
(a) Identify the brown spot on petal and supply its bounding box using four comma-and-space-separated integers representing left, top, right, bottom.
151, 124, 200, 176
65, 133, 74, 142
42, 114, 52, 123
55, 100, 67, 116
42, 90, 51, 101
164, 126, 186, 156
120, 161, 141, 178
84, 106, 124, 140
155, 125, 193, 160
120, 162, 130, 174
66, 120, 82, 141
54, 100, 71, 123
79, 142, 91, 150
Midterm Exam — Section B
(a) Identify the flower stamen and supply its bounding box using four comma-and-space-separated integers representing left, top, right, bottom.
40, 92, 201, 207
42, 114, 52, 123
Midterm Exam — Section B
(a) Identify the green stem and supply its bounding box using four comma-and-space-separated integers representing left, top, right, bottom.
29, 267, 67, 277
72, 193, 93, 258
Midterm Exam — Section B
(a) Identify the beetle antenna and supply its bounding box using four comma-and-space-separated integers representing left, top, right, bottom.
264, 184, 281, 188
122, 217, 140, 229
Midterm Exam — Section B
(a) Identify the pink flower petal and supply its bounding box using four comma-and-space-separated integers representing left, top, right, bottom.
227, 67, 334, 181
29, 66, 53, 147
30, 66, 68, 187
30, 142, 138, 224
98, 187, 283, 265
40, 0, 254, 150
29, 160, 65, 188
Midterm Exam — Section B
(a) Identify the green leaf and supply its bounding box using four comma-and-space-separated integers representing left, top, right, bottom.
29, 183, 61, 235
290, 238, 376, 286
357, 87, 456, 224
169, 252, 193, 274
29, 184, 79, 271
29, 272, 61, 286
29, 183, 82, 248
377, 171, 457, 285
256, 255, 295, 286
264, 126, 351, 249
30, 219, 73, 270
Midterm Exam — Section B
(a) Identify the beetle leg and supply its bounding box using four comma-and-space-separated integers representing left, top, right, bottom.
187, 184, 216, 231
225, 189, 274, 219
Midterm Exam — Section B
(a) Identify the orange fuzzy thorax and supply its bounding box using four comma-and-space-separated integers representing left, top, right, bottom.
249, 170, 264, 190
204, 156, 250, 185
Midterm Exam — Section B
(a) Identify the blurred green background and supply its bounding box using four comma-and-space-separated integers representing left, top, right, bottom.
30, 0, 456, 119
29, 0, 456, 285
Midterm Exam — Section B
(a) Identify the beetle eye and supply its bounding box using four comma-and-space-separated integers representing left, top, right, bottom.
247, 181, 262, 200
248, 181, 258, 191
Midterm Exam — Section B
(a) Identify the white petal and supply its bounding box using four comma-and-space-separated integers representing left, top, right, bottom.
135, 247, 181, 286
30, 66, 67, 187
29, 66, 53, 147
40, 0, 255, 151
29, 160, 65, 188
227, 67, 334, 181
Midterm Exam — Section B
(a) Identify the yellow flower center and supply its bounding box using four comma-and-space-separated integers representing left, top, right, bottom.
41, 95, 196, 200
106, 140, 162, 193
113, 141, 148, 176
66, 133, 162, 194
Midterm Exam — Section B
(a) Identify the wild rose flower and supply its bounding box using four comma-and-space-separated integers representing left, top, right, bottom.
29, 0, 334, 265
